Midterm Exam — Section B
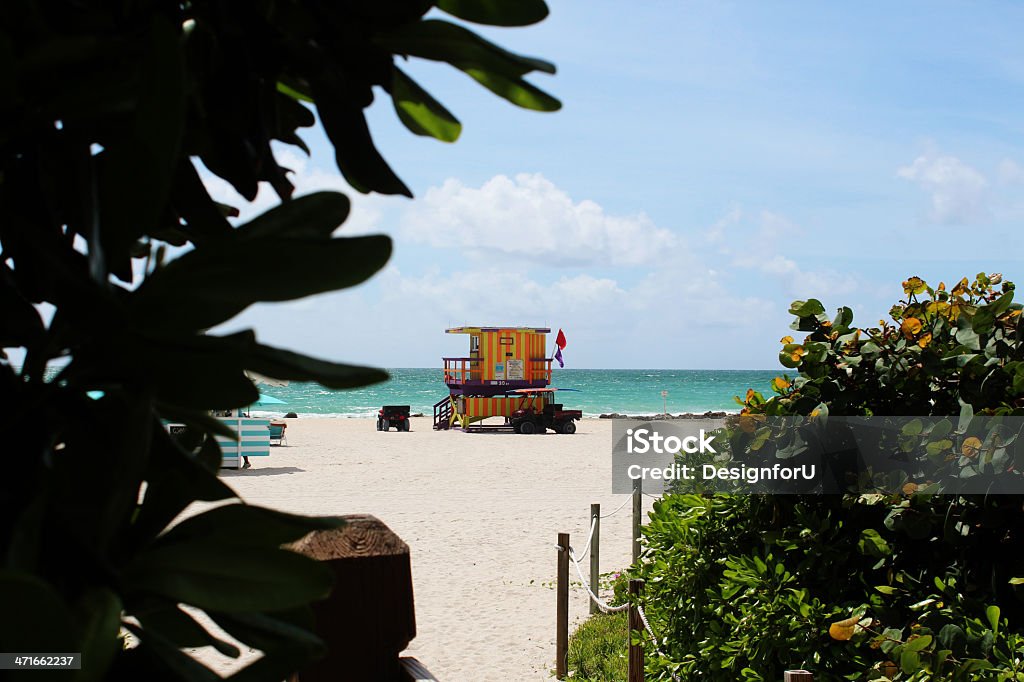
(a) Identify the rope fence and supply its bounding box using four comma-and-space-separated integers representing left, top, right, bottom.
554, 482, 814, 682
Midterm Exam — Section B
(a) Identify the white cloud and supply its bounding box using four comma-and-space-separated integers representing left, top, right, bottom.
897, 153, 989, 224
401, 173, 678, 267
372, 267, 632, 324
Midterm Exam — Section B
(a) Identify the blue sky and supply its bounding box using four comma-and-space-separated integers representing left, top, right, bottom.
209, 1, 1024, 369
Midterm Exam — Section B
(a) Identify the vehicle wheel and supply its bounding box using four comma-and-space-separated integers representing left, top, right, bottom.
512, 422, 522, 434
376, 419, 383, 431
561, 421, 577, 434
519, 420, 536, 435
381, 422, 388, 431
402, 420, 410, 432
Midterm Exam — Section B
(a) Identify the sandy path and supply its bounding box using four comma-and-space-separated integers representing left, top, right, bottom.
192, 417, 654, 681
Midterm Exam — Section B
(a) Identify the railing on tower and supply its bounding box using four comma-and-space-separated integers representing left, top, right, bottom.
443, 356, 553, 385
442, 357, 483, 384
531, 357, 553, 384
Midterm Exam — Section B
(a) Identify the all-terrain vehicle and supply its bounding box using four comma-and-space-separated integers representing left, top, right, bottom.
377, 405, 411, 431
509, 390, 582, 434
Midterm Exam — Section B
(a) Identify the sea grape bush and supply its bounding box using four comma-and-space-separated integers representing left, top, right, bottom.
769, 272, 1021, 417
636, 275, 1024, 681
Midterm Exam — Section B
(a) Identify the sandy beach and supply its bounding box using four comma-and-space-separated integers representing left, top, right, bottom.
194, 417, 655, 681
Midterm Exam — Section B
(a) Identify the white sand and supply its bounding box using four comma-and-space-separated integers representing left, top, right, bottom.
193, 417, 655, 681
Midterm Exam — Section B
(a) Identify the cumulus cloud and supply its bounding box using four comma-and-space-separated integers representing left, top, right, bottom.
401, 173, 678, 267
373, 267, 632, 323
897, 153, 989, 224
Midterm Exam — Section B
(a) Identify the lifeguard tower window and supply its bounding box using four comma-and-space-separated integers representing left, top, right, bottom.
470, 336, 480, 354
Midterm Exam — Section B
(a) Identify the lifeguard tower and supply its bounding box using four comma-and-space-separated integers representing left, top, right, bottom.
433, 326, 553, 430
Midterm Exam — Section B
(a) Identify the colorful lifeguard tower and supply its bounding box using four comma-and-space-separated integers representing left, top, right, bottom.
433, 326, 553, 430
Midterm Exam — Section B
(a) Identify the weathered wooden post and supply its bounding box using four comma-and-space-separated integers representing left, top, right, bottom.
784, 671, 813, 681
556, 532, 570, 679
289, 515, 421, 682
627, 579, 644, 682
632, 476, 642, 564
589, 503, 601, 615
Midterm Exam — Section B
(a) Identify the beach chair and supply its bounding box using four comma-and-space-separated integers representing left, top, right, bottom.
215, 417, 271, 469
269, 421, 288, 446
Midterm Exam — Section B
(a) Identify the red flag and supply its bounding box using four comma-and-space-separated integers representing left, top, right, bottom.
555, 328, 567, 350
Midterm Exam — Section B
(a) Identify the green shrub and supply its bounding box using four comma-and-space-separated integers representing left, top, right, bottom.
636, 275, 1024, 681
567, 612, 629, 682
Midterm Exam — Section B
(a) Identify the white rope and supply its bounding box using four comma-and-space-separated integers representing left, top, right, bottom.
575, 516, 598, 560
636, 603, 682, 682
600, 494, 634, 518
566, 546, 629, 613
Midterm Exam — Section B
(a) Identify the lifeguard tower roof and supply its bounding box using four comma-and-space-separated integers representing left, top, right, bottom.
446, 326, 551, 334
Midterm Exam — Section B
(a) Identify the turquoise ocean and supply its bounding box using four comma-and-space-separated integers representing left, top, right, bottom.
251, 368, 779, 418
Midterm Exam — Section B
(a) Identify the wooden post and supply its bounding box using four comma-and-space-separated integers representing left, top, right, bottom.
632, 476, 642, 564
556, 532, 570, 680
288, 515, 416, 682
784, 672, 813, 681
627, 579, 644, 682
589, 503, 601, 615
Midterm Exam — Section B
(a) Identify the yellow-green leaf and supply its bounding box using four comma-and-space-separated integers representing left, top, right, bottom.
829, 616, 859, 641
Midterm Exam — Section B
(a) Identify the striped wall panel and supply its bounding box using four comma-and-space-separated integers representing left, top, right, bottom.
457, 395, 551, 420
478, 329, 548, 381
215, 418, 271, 469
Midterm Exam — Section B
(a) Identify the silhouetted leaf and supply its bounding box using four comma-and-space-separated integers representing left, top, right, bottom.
437, 0, 549, 26
214, 609, 324, 682
245, 343, 388, 389
239, 192, 350, 241
209, 608, 323, 656
0, 263, 44, 347
124, 624, 223, 682
135, 604, 240, 657
97, 17, 185, 278
315, 75, 412, 196
391, 67, 462, 141
157, 504, 345, 548
277, 80, 314, 103
124, 545, 333, 612
73, 588, 127, 681
0, 572, 76, 652
377, 19, 556, 76
156, 404, 239, 441
130, 235, 392, 332
128, 425, 237, 547
170, 160, 234, 244
464, 67, 561, 111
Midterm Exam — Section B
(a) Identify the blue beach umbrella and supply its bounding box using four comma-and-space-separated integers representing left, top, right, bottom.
253, 392, 287, 407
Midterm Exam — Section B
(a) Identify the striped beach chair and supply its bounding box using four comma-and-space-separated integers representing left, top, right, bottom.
215, 417, 271, 469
